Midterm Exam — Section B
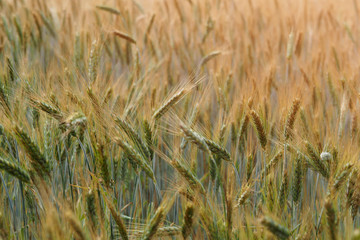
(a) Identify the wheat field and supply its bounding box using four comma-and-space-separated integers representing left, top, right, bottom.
0, 0, 360, 239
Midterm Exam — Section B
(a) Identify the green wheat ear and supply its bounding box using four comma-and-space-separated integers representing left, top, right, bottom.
204, 137, 231, 162
325, 198, 338, 240
88, 40, 100, 82
13, 125, 50, 180
0, 156, 30, 183
170, 158, 206, 195
182, 203, 195, 240
86, 190, 97, 229
260, 216, 290, 239
142, 206, 165, 240
152, 89, 186, 121
115, 137, 156, 183
305, 141, 329, 179
115, 117, 150, 160
104, 197, 128, 240
143, 119, 154, 160
292, 153, 304, 203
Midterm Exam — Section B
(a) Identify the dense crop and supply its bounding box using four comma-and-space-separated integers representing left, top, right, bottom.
0, 0, 359, 239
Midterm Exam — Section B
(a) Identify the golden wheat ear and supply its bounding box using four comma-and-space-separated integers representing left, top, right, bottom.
284, 98, 301, 140
250, 110, 267, 150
